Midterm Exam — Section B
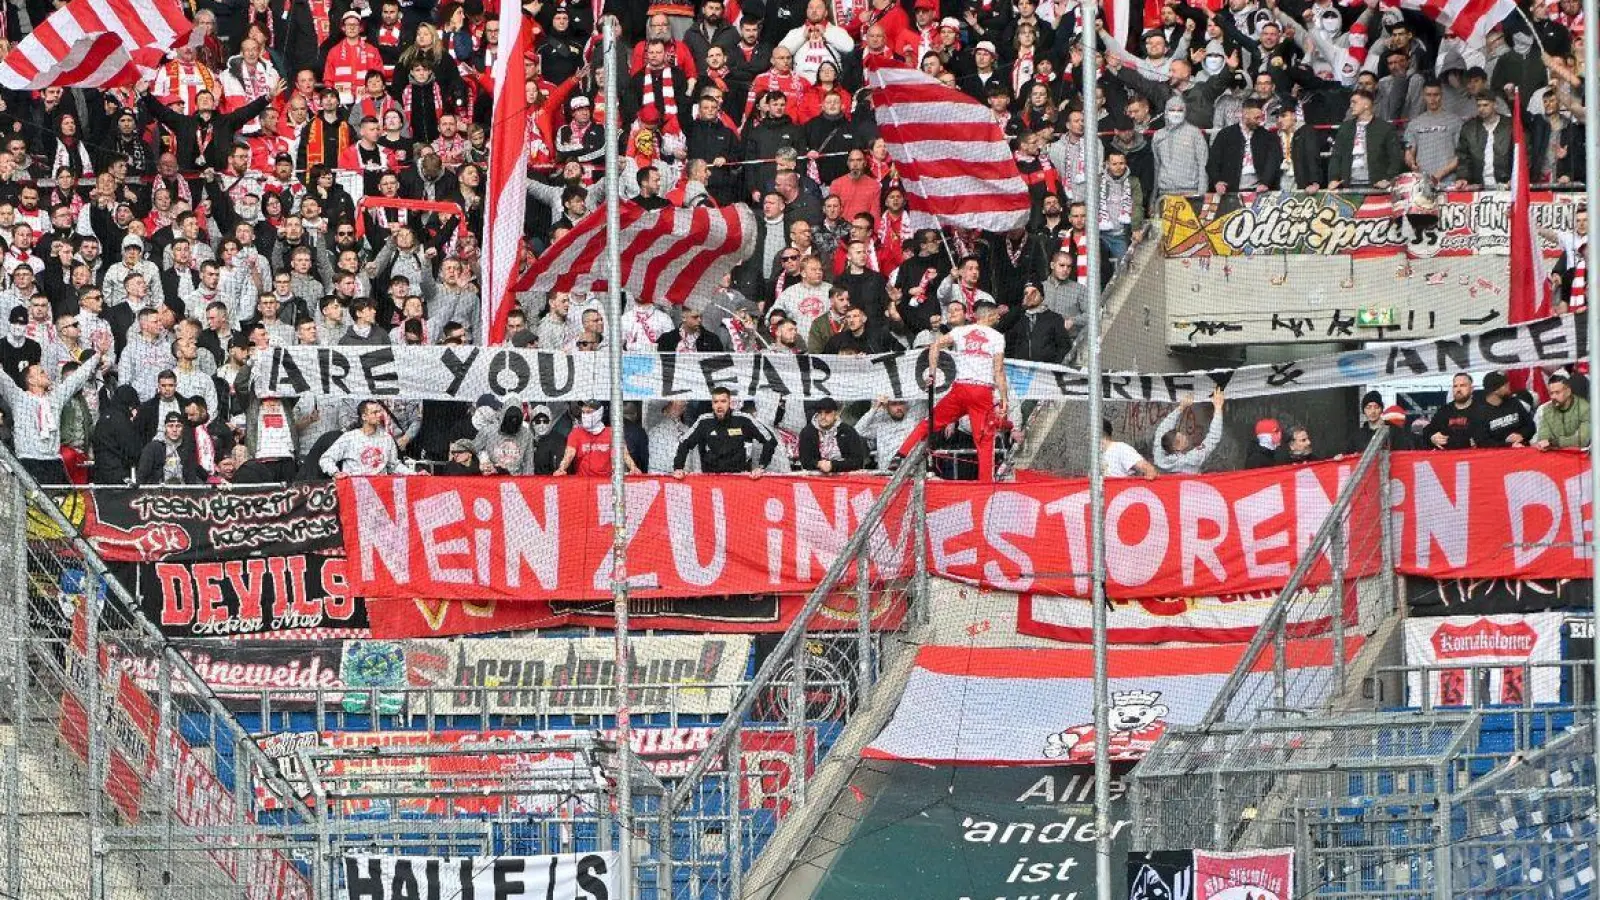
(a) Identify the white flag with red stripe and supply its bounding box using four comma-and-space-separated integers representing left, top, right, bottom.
513, 204, 757, 303
479, 9, 536, 345
864, 57, 1031, 233
0, 0, 193, 89
1385, 0, 1516, 42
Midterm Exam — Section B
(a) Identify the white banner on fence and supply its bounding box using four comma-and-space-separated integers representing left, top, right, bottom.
1402, 612, 1563, 706
342, 853, 618, 900
252, 314, 1585, 402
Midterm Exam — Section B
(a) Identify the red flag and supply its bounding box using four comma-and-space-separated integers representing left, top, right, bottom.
479, 12, 536, 345
0, 0, 193, 89
1507, 88, 1550, 397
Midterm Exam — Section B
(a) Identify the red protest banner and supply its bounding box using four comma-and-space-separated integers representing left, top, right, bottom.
340, 461, 1382, 604
1392, 449, 1592, 581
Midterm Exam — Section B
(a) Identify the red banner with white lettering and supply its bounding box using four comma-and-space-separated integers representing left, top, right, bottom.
1392, 449, 1591, 581
339, 459, 1383, 604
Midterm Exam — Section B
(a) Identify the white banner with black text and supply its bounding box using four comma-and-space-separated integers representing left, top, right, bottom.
252, 314, 1586, 402
341, 853, 617, 900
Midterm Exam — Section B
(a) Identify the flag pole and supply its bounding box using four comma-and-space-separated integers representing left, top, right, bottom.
1080, 11, 1111, 900
1582, 0, 1600, 854
601, 16, 633, 898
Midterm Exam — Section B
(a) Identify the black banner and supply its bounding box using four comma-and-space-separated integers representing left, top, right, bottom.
135, 554, 367, 637
1126, 851, 1195, 900
69, 483, 341, 563
1407, 578, 1593, 616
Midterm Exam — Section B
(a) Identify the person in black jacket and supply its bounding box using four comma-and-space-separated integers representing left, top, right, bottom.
657, 308, 725, 351
136, 412, 205, 485
1478, 371, 1537, 447
1244, 418, 1283, 469
1422, 373, 1487, 449
673, 386, 777, 475
996, 283, 1073, 363
1274, 101, 1328, 191
1208, 99, 1283, 192
91, 384, 144, 485
137, 86, 274, 174
798, 399, 868, 474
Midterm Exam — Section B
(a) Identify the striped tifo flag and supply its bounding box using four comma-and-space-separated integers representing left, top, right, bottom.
1383, 0, 1516, 43
478, 5, 536, 344
863, 56, 1032, 233
511, 203, 757, 304
0, 0, 193, 90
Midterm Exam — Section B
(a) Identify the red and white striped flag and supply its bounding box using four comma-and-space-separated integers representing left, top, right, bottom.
479, 9, 537, 345
512, 204, 756, 302
864, 57, 1031, 233
1507, 88, 1551, 397
1385, 0, 1516, 43
0, 0, 193, 89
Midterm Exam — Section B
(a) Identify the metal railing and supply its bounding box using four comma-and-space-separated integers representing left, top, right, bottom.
0, 446, 317, 900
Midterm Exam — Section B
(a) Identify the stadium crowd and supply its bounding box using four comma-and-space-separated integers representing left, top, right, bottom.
0, 0, 1588, 485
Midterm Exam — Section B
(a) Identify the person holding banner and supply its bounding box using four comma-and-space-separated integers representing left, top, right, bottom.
891, 298, 1008, 482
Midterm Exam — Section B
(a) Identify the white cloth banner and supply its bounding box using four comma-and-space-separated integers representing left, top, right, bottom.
1403, 613, 1563, 706
252, 314, 1586, 402
341, 853, 618, 900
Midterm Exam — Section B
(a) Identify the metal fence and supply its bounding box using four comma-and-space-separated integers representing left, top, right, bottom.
0, 442, 930, 899
0, 451, 316, 900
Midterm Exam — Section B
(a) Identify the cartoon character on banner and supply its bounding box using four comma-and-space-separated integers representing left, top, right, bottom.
1129, 860, 1193, 900
1042, 690, 1169, 762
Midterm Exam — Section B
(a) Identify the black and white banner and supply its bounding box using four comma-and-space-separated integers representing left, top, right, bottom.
252, 314, 1586, 403
341, 853, 617, 900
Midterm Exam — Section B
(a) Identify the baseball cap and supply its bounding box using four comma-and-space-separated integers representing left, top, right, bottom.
163, 411, 184, 424
341, 10, 362, 21
7, 307, 25, 325
974, 40, 997, 55
1254, 418, 1281, 437
939, 16, 960, 29
569, 95, 591, 110
122, 235, 143, 251
914, 0, 937, 9
449, 439, 475, 454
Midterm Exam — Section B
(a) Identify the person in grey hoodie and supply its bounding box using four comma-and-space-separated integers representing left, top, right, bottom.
1152, 96, 1210, 197
0, 344, 103, 484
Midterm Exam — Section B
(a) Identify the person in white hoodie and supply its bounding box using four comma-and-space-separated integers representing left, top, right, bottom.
1152, 388, 1226, 475
321, 400, 415, 476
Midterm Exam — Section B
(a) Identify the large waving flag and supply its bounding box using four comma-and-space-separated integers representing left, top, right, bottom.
479, 9, 538, 344
0, 0, 193, 89
863, 56, 1032, 233
1385, 0, 1516, 43
512, 204, 757, 304
1507, 88, 1551, 397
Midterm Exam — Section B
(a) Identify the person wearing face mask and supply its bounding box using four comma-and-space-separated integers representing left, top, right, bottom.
1152, 95, 1210, 196
475, 397, 539, 475
1245, 418, 1284, 468
555, 400, 642, 476
1491, 25, 1549, 104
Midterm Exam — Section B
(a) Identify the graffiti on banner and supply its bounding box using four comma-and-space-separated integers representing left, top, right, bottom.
104, 640, 345, 709
1403, 612, 1564, 706
330, 635, 753, 715
1160, 191, 1581, 259
1407, 578, 1593, 616
134, 554, 366, 638
340, 853, 617, 900
63, 483, 341, 562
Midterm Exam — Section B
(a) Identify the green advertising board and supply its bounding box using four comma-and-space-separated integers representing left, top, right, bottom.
809, 763, 1130, 900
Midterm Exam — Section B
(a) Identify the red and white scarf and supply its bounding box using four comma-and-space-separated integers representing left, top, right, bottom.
641, 66, 680, 129
1071, 230, 1088, 284
1012, 48, 1036, 97
304, 0, 332, 45
1572, 240, 1587, 309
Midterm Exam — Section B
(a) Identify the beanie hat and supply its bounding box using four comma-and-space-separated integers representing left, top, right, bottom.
1361, 390, 1383, 409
